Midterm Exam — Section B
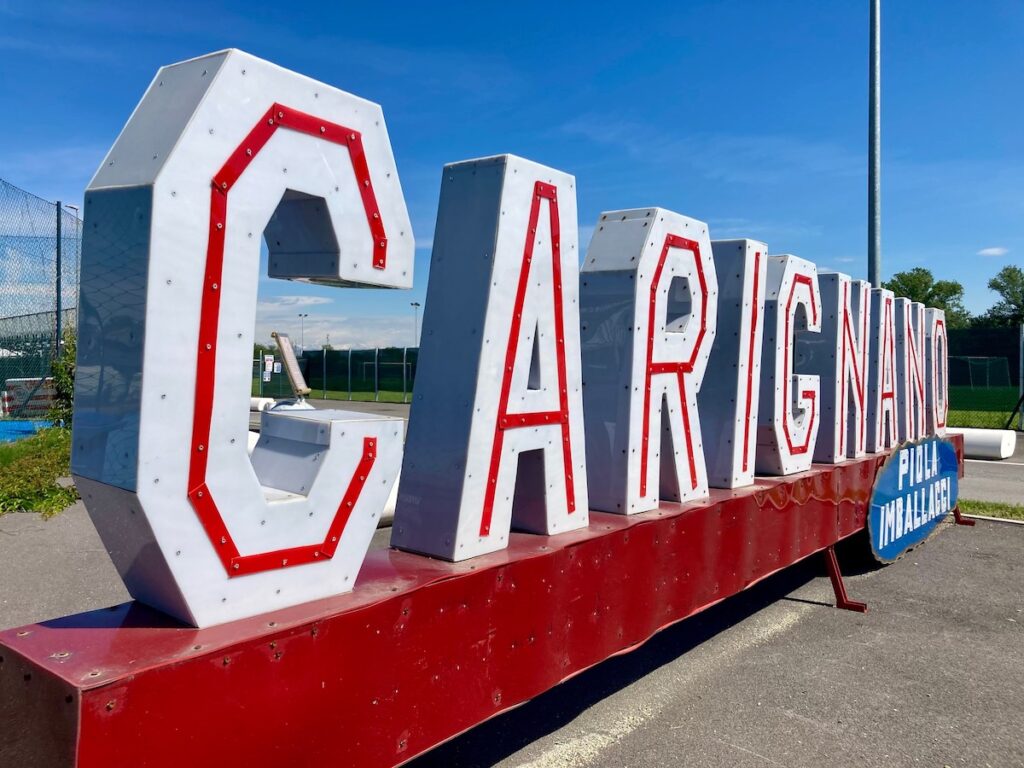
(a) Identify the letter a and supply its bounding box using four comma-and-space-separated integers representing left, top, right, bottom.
392, 155, 588, 561
867, 288, 899, 452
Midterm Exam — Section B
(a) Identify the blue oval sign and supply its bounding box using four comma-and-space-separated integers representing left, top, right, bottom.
868, 437, 959, 563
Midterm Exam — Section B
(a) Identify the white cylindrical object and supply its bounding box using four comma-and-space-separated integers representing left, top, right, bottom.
249, 397, 274, 412
947, 427, 1017, 460
379, 470, 399, 527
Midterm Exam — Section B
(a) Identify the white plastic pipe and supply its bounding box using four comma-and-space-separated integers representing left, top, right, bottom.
249, 397, 275, 412
946, 427, 1017, 460
379, 470, 399, 526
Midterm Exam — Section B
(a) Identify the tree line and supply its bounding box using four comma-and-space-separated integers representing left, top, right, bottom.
883, 264, 1023, 329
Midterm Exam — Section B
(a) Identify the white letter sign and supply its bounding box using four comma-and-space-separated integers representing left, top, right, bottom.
756, 255, 822, 475
698, 239, 767, 488
867, 288, 899, 453
72, 50, 411, 627
392, 155, 589, 561
799, 272, 872, 462
924, 308, 949, 436
580, 209, 719, 512
895, 298, 927, 441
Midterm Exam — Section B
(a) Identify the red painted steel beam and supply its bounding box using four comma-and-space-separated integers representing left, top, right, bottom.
0, 438, 962, 767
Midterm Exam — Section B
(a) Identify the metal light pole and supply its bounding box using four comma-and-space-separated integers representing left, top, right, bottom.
298, 313, 309, 352
410, 302, 421, 347
55, 201, 62, 350
323, 333, 329, 400
60, 204, 81, 353
868, 0, 882, 287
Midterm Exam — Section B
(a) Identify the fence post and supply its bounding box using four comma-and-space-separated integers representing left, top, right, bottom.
1019, 324, 1023, 430
374, 347, 380, 402
322, 347, 327, 400
402, 346, 408, 403
347, 349, 352, 401
55, 201, 62, 352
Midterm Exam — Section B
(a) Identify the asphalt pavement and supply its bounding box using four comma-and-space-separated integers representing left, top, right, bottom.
958, 437, 1024, 505
1, 408, 1021, 766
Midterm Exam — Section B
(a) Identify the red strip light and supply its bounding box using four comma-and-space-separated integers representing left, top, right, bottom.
188, 102, 387, 577
781, 274, 818, 456
479, 181, 576, 537
740, 251, 761, 473
639, 234, 709, 497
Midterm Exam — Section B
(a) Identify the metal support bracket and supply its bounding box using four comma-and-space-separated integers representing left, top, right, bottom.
824, 545, 868, 613
951, 505, 976, 527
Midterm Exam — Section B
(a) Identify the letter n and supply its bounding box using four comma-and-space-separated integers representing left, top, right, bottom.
800, 272, 872, 461
895, 298, 927, 441
392, 155, 588, 560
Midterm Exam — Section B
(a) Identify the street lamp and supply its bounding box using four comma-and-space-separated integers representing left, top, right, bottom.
298, 313, 309, 352
868, 0, 881, 287
410, 302, 421, 347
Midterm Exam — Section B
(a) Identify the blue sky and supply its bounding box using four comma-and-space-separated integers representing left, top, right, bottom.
1, 0, 1020, 348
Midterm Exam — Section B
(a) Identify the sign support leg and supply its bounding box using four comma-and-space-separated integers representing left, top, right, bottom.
951, 505, 975, 527
824, 545, 868, 613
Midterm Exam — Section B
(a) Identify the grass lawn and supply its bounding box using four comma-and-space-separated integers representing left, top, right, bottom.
252, 380, 411, 404
947, 410, 1015, 429
317, 390, 410, 404
948, 386, 1020, 429
959, 499, 1024, 521
0, 427, 77, 517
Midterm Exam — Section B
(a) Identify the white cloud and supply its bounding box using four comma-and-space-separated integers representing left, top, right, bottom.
976, 246, 1008, 257
257, 296, 333, 308
254, 313, 415, 350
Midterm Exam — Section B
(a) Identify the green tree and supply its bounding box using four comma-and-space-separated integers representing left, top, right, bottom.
882, 268, 971, 328
982, 265, 1024, 327
48, 327, 76, 427
253, 342, 277, 358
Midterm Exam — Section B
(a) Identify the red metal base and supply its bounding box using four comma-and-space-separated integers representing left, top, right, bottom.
0, 438, 963, 767
824, 545, 868, 613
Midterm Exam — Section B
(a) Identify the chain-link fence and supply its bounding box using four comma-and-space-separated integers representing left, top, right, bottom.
948, 325, 1024, 430
253, 347, 419, 403
0, 179, 81, 420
